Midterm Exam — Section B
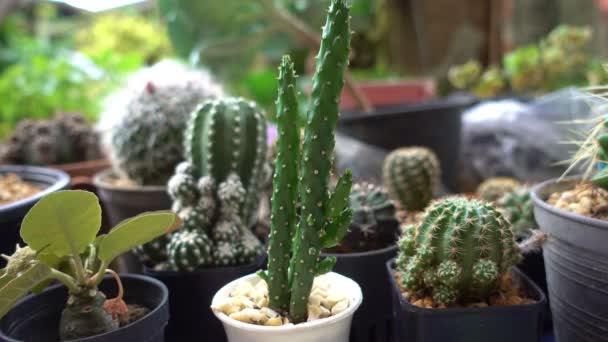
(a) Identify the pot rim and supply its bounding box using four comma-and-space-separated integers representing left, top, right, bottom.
386, 259, 546, 313
93, 169, 166, 192
0, 165, 70, 212
322, 242, 398, 258
0, 273, 169, 342
531, 176, 608, 229
50, 157, 111, 170
211, 272, 362, 333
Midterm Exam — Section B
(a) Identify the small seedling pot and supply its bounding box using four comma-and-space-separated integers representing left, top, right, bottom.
532, 177, 608, 342
0, 165, 70, 266
322, 244, 398, 342
0, 274, 169, 342
212, 272, 363, 342
144, 257, 265, 342
387, 260, 546, 342
93, 169, 171, 226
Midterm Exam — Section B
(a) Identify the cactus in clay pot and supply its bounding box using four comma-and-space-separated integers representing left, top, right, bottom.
133, 97, 267, 271
397, 197, 522, 305
98, 60, 224, 185
476, 177, 521, 202
256, 0, 353, 323
337, 182, 399, 252
382, 147, 441, 211
0, 113, 101, 165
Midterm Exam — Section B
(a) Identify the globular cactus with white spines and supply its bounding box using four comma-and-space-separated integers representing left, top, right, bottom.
476, 177, 521, 203
397, 197, 522, 305
184, 97, 268, 226
99, 60, 224, 185
383, 147, 441, 211
257, 0, 353, 323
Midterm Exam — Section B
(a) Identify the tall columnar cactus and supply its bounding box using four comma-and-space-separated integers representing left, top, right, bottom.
259, 0, 353, 323
383, 147, 441, 211
99, 60, 224, 185
184, 97, 267, 225
397, 197, 522, 305
0, 113, 101, 165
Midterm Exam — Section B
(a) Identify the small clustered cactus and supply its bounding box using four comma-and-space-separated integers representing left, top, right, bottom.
134, 97, 267, 271
382, 147, 441, 212
257, 0, 353, 324
1, 113, 101, 165
397, 197, 522, 305
497, 186, 537, 239
340, 182, 399, 252
476, 177, 521, 203
98, 60, 224, 185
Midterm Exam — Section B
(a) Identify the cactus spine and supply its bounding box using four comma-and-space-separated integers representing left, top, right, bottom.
497, 186, 536, 239
260, 0, 353, 323
383, 147, 440, 211
184, 97, 267, 225
397, 197, 522, 305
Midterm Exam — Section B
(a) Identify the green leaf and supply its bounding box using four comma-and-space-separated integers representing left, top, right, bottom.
326, 170, 352, 219
21, 190, 101, 258
0, 263, 52, 319
98, 211, 181, 263
316, 257, 336, 276
321, 208, 353, 248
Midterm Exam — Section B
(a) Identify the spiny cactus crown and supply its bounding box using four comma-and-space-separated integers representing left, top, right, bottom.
476, 177, 521, 203
397, 197, 522, 305
383, 147, 441, 212
343, 182, 399, 251
1, 113, 101, 165
134, 162, 263, 271
497, 186, 537, 240
259, 0, 353, 324
99, 60, 224, 185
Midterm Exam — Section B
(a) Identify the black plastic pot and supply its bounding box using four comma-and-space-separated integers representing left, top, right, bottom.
0, 165, 70, 267
387, 260, 546, 342
93, 169, 171, 226
144, 257, 264, 342
323, 244, 398, 342
532, 177, 608, 342
338, 96, 474, 191
0, 274, 169, 342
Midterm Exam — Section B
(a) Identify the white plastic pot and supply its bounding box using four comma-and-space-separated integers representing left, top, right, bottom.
211, 272, 363, 342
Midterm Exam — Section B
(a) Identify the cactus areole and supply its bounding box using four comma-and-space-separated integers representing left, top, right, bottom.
258, 0, 354, 324
397, 197, 522, 305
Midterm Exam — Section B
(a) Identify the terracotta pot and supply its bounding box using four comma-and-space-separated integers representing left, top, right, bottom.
339, 79, 436, 111
50, 158, 111, 186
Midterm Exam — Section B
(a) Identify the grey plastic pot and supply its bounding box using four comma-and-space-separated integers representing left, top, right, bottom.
532, 177, 608, 342
0, 165, 70, 267
93, 169, 171, 227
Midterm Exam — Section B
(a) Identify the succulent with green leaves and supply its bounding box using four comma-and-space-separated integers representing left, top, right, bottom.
0, 190, 180, 340
99, 60, 224, 185
256, 0, 353, 323
0, 113, 101, 165
397, 197, 522, 305
447, 60, 482, 90
338, 182, 399, 252
383, 147, 441, 212
134, 97, 267, 271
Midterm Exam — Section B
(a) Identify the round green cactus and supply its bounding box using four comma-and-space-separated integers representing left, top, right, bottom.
497, 186, 536, 240
382, 147, 441, 211
476, 177, 521, 203
132, 233, 172, 265
397, 197, 522, 305
184, 97, 267, 225
167, 229, 214, 271
100, 61, 224, 185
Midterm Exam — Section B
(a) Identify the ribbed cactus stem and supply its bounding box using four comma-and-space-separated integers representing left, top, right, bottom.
266, 56, 300, 312
288, 0, 352, 323
184, 98, 267, 224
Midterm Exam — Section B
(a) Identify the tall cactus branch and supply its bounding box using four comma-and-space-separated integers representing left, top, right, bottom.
288, 0, 352, 323
266, 56, 300, 312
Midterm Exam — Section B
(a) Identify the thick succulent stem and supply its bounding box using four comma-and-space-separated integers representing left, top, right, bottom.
266, 56, 300, 312
288, 0, 352, 323
59, 288, 117, 341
